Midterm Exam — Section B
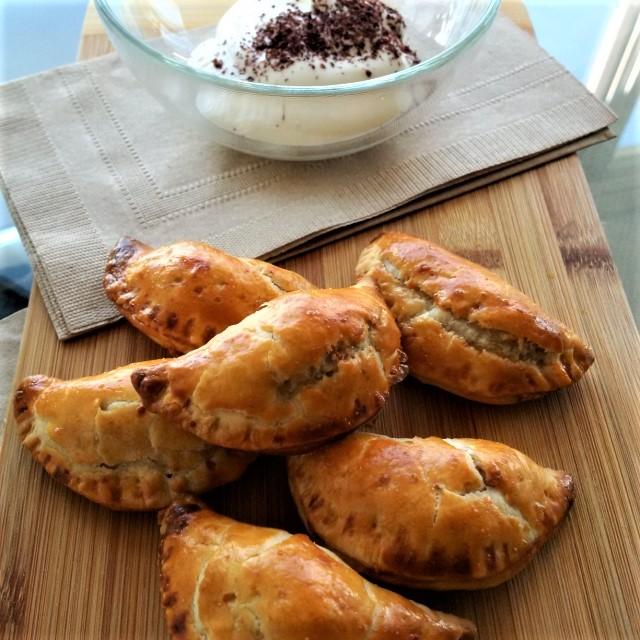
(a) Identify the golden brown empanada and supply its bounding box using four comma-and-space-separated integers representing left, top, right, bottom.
104, 237, 314, 353
356, 232, 594, 403
289, 433, 575, 590
159, 499, 477, 640
14, 364, 254, 510
132, 285, 407, 454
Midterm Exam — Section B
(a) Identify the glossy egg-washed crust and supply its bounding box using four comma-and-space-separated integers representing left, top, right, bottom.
13, 364, 254, 510
356, 232, 594, 403
104, 237, 314, 353
289, 433, 575, 590
131, 285, 407, 454
158, 499, 477, 640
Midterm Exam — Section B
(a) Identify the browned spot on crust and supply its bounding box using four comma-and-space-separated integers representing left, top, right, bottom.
166, 313, 178, 329
453, 553, 472, 575
14, 375, 49, 422
560, 472, 575, 508
170, 611, 188, 636
13, 389, 28, 417
52, 467, 71, 486
307, 494, 324, 510
424, 547, 447, 576
342, 514, 356, 534
103, 236, 148, 292
559, 353, 573, 379
136, 405, 146, 416
162, 592, 177, 608
222, 593, 236, 603
163, 503, 202, 537
560, 246, 614, 272
148, 305, 160, 320
389, 350, 409, 384
202, 326, 216, 343
415, 262, 437, 277
388, 527, 417, 569
575, 346, 595, 373
204, 458, 217, 471
321, 508, 338, 527
374, 474, 391, 487
131, 369, 168, 404
185, 257, 211, 275
109, 485, 122, 503
454, 248, 503, 270
477, 464, 502, 488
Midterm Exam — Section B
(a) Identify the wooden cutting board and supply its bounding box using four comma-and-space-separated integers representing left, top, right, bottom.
1, 2, 639, 638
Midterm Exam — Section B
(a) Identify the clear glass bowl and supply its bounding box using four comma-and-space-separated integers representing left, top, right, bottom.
95, 0, 500, 160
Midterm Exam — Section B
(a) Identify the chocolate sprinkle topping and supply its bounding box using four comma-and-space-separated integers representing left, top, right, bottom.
228, 0, 420, 80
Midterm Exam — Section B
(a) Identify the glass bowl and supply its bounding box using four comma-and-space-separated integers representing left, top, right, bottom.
95, 0, 500, 160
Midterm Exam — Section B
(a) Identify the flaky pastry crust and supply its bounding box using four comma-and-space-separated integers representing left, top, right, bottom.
158, 498, 476, 640
131, 285, 407, 453
289, 433, 575, 590
104, 237, 314, 353
355, 232, 594, 403
14, 364, 253, 510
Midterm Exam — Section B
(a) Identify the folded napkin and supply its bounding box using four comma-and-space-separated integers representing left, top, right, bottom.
0, 17, 615, 340
0, 309, 27, 439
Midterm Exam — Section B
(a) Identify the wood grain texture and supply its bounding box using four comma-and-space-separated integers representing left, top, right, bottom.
1, 2, 639, 639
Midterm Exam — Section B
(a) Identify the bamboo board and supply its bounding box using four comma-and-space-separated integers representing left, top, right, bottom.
1, 2, 639, 639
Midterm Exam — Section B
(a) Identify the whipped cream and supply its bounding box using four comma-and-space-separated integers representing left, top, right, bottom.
188, 0, 419, 85
185, 0, 427, 152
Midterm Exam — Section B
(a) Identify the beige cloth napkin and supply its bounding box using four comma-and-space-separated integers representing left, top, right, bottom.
0, 17, 615, 340
0, 309, 27, 439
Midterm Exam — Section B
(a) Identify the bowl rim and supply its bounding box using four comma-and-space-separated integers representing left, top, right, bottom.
95, 0, 501, 96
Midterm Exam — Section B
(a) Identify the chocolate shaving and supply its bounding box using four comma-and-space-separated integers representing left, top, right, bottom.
232, 0, 420, 80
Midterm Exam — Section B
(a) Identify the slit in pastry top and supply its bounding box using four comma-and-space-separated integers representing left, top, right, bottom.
131, 284, 407, 454
355, 231, 594, 403
104, 237, 315, 353
13, 364, 254, 510
158, 498, 477, 639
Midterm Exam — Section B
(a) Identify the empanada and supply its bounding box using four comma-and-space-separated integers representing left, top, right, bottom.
356, 232, 594, 403
132, 285, 407, 453
289, 433, 575, 590
104, 237, 314, 353
159, 499, 477, 639
14, 364, 254, 510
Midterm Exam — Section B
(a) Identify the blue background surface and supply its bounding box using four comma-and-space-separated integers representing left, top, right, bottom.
0, 0, 88, 233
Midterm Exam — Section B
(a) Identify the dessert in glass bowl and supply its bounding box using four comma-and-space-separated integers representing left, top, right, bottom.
96, 0, 500, 159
